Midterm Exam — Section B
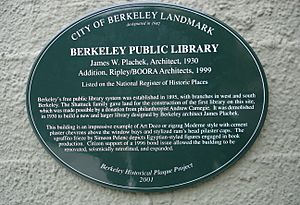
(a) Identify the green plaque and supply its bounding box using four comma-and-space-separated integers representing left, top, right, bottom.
27, 3, 268, 191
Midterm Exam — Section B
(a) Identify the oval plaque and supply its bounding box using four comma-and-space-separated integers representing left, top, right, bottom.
27, 3, 268, 191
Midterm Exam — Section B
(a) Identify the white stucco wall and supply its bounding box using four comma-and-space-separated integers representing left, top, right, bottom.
0, 0, 299, 204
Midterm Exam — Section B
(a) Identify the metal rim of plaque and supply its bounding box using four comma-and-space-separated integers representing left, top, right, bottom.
27, 3, 268, 191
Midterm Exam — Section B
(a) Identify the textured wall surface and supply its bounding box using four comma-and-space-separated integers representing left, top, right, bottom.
0, 0, 299, 204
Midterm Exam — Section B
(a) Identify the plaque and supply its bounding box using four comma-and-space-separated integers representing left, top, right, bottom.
27, 3, 268, 191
